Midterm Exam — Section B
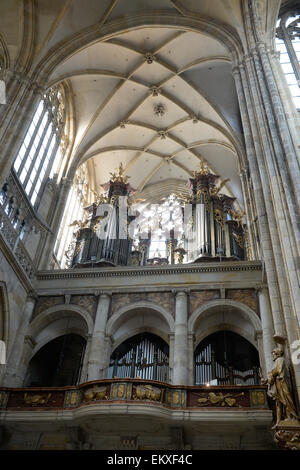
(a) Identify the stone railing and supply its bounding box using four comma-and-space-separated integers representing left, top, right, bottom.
0, 379, 269, 411
3, 170, 51, 234
0, 203, 34, 279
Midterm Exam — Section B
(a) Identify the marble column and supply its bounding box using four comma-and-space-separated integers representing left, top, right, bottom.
3, 293, 36, 386
173, 290, 189, 385
257, 288, 276, 374
87, 293, 111, 381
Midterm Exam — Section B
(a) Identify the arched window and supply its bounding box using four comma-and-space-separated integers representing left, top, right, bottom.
24, 334, 86, 387
194, 331, 260, 386
276, 11, 300, 109
13, 85, 66, 206
54, 163, 90, 268
108, 333, 169, 382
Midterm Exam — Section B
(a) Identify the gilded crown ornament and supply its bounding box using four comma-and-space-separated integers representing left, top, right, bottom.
192, 161, 209, 177
109, 162, 130, 184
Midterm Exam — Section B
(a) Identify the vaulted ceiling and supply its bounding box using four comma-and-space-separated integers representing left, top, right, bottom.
0, 0, 283, 207
49, 26, 244, 205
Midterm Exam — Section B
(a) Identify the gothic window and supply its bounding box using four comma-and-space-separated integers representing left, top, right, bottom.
194, 331, 260, 386
54, 163, 90, 268
276, 12, 300, 109
24, 334, 86, 387
13, 85, 66, 205
108, 333, 169, 382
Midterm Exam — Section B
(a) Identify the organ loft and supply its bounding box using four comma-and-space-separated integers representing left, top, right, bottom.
0, 0, 300, 451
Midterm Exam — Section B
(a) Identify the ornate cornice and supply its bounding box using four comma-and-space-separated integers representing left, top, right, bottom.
36, 261, 262, 281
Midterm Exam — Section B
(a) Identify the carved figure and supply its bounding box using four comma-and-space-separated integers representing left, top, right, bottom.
134, 384, 161, 401
24, 393, 51, 406
263, 348, 298, 427
83, 386, 108, 402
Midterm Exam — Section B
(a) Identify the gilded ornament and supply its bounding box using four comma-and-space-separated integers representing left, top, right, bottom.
109, 163, 130, 184
233, 232, 244, 249
24, 393, 51, 406
82, 386, 108, 402
134, 384, 162, 402
197, 391, 244, 407
192, 161, 209, 177
213, 208, 225, 228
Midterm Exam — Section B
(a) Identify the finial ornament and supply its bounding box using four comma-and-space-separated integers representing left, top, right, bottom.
262, 348, 299, 428
109, 163, 130, 184
192, 161, 209, 177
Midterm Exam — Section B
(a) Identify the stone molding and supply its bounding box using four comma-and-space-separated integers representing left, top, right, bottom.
37, 261, 263, 281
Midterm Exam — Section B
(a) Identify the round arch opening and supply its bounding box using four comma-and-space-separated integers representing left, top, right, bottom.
108, 332, 169, 382
194, 330, 260, 386
24, 334, 86, 387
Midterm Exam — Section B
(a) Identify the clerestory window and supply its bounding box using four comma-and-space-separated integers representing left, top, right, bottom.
13, 85, 66, 205
276, 12, 300, 109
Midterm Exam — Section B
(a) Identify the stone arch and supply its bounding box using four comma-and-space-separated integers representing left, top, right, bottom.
188, 299, 261, 337
106, 301, 174, 349
28, 303, 93, 358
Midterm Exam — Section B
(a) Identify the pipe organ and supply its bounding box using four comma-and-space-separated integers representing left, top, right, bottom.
67, 162, 249, 268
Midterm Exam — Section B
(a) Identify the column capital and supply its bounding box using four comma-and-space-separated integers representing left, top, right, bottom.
95, 290, 112, 299
172, 289, 190, 297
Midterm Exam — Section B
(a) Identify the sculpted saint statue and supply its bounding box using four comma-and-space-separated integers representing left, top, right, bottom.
263, 348, 298, 428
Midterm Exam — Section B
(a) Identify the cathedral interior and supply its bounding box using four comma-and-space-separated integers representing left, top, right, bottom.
0, 0, 300, 451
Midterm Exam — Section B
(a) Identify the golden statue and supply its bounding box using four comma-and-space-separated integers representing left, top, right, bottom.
263, 348, 299, 428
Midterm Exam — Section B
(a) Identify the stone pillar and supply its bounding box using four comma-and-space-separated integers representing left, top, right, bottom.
257, 288, 276, 374
87, 293, 111, 381
3, 293, 36, 386
187, 333, 194, 386
39, 177, 73, 269
172, 290, 189, 385
79, 334, 92, 383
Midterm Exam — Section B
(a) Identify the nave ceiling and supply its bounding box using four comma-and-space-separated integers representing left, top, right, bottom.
0, 0, 283, 207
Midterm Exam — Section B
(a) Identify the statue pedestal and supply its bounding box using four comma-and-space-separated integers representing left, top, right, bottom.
274, 422, 300, 450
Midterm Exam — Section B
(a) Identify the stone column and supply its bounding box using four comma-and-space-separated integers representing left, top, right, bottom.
257, 287, 276, 374
79, 334, 92, 383
3, 293, 36, 386
187, 333, 194, 386
87, 293, 111, 381
39, 177, 73, 269
172, 290, 189, 385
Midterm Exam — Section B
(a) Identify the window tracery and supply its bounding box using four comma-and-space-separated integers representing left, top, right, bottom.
54, 163, 90, 268
276, 12, 300, 109
13, 85, 67, 205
